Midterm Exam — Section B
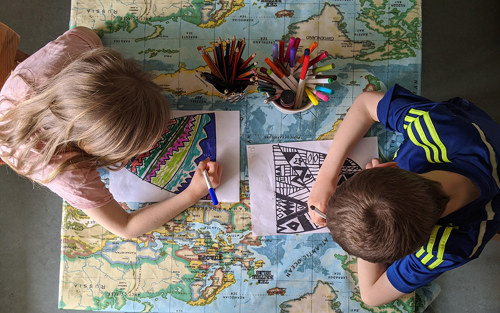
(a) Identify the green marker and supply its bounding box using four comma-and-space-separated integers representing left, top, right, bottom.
312, 63, 335, 74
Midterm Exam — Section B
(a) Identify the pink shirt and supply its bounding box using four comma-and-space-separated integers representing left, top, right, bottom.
0, 27, 114, 209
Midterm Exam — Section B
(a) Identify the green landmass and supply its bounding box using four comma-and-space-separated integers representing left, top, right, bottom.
356, 0, 421, 61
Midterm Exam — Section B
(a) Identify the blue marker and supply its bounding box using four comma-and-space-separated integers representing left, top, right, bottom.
203, 170, 219, 205
314, 85, 333, 95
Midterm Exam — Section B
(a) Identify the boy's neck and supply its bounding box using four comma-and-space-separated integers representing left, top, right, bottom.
418, 171, 480, 218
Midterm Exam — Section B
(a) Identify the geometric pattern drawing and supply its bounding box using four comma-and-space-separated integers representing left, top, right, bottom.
273, 144, 362, 234
125, 113, 216, 194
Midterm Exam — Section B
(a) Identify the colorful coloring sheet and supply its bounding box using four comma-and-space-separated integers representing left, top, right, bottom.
109, 111, 240, 203
248, 137, 378, 236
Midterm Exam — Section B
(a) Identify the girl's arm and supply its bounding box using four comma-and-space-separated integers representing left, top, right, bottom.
357, 258, 406, 306
84, 158, 222, 238
307, 91, 383, 226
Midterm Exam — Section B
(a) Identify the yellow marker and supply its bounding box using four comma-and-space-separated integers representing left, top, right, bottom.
305, 88, 319, 105
312, 63, 335, 74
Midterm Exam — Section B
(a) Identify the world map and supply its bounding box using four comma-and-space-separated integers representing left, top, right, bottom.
59, 0, 430, 312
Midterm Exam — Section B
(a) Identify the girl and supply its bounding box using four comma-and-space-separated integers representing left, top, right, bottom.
0, 26, 222, 238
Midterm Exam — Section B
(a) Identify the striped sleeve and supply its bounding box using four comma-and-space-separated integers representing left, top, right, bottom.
404, 109, 450, 164
386, 225, 465, 293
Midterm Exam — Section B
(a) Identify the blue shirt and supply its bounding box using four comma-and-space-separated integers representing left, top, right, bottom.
377, 84, 500, 293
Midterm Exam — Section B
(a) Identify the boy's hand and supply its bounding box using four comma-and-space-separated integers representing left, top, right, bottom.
187, 158, 223, 199
307, 177, 335, 227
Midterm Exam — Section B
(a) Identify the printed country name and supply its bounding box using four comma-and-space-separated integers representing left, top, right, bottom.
252, 270, 274, 284
263, 135, 302, 140
86, 9, 117, 14
223, 292, 246, 299
198, 254, 223, 261
182, 34, 198, 39
285, 237, 329, 277
231, 18, 254, 22
328, 273, 348, 280
73, 283, 105, 289
392, 1, 408, 7
306, 36, 335, 41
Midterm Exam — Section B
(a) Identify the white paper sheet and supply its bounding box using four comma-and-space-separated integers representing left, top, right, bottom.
248, 137, 379, 236
109, 110, 240, 203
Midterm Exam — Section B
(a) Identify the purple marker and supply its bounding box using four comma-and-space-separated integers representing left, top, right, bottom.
289, 47, 296, 67
272, 42, 279, 59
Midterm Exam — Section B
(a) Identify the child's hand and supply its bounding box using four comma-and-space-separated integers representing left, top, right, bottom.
365, 158, 398, 169
307, 178, 335, 227
187, 158, 223, 199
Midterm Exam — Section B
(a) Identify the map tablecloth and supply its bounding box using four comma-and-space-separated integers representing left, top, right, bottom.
59, 1, 433, 312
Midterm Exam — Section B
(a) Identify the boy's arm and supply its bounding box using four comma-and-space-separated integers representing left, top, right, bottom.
357, 258, 406, 307
308, 91, 384, 226
83, 159, 222, 238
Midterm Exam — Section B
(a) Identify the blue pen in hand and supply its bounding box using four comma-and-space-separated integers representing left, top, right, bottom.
203, 169, 219, 206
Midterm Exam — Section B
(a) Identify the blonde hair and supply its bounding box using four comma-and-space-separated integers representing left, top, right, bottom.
0, 47, 170, 183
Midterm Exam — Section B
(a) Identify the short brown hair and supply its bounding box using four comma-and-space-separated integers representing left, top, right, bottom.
326, 167, 449, 264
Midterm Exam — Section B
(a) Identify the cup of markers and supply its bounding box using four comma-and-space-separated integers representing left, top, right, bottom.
255, 38, 336, 114
197, 36, 257, 103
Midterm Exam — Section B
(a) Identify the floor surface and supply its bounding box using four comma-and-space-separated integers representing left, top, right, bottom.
1, 1, 499, 312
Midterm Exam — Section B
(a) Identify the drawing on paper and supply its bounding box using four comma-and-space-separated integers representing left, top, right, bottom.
126, 113, 216, 194
273, 144, 362, 234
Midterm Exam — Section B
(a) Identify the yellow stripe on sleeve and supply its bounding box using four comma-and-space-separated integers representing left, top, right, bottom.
407, 123, 434, 163
414, 118, 441, 163
428, 226, 453, 269
423, 113, 450, 163
420, 225, 441, 265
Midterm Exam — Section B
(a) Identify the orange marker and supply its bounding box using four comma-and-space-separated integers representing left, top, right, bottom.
298, 42, 318, 64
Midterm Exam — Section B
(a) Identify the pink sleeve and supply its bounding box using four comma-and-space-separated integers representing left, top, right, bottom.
1, 27, 102, 105
45, 165, 114, 210
2, 27, 111, 210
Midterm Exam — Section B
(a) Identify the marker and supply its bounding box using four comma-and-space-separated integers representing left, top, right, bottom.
308, 51, 329, 67
272, 42, 279, 59
310, 89, 329, 102
306, 78, 332, 84
309, 85, 333, 94
294, 49, 310, 107
304, 87, 319, 105
279, 89, 296, 108
203, 170, 219, 206
310, 205, 326, 220
279, 40, 285, 64
289, 47, 297, 67
284, 37, 295, 64
265, 58, 295, 90
297, 42, 318, 64
312, 63, 335, 74
266, 68, 290, 90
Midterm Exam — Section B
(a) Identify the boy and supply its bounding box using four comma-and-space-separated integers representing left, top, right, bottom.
307, 84, 500, 306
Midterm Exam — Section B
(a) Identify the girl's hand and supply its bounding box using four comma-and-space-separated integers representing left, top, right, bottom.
365, 158, 398, 169
187, 158, 223, 199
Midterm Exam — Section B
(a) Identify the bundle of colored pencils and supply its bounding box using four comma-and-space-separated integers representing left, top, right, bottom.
255, 37, 336, 110
197, 36, 256, 97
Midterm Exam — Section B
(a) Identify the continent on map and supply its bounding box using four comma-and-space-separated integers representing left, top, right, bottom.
280, 281, 341, 313
356, 0, 422, 61
287, 4, 367, 59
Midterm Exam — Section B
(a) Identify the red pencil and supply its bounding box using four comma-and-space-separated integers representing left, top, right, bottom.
238, 52, 256, 70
